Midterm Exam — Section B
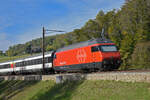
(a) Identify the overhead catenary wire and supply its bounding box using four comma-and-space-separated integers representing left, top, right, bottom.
42, 26, 66, 73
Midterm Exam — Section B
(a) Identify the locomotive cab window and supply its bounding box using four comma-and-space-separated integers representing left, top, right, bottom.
91, 46, 100, 52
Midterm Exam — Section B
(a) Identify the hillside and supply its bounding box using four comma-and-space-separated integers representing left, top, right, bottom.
0, 80, 150, 100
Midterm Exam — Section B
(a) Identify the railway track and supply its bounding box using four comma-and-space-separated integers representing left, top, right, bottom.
0, 69, 150, 83
94, 69, 150, 73
1, 69, 150, 77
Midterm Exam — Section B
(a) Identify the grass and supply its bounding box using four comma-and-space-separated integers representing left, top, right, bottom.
0, 54, 32, 63
0, 53, 46, 63
0, 80, 150, 100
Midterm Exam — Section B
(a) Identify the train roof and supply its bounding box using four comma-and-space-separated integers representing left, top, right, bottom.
56, 38, 113, 52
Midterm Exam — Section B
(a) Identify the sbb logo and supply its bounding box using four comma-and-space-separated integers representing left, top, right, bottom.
76, 49, 87, 63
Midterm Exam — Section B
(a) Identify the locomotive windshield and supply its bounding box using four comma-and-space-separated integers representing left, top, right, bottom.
100, 45, 117, 52
91, 45, 118, 52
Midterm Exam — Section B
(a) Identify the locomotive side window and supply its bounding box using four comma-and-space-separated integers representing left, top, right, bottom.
91, 46, 99, 52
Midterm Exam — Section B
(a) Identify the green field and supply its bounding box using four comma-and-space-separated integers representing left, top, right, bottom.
0, 54, 33, 63
0, 80, 150, 100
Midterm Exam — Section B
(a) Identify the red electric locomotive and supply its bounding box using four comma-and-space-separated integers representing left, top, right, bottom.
53, 38, 121, 72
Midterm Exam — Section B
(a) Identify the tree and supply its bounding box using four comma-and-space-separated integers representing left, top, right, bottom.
131, 42, 150, 68
46, 45, 53, 51
25, 44, 32, 54
0, 50, 3, 56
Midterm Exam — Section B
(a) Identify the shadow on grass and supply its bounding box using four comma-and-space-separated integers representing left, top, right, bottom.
31, 77, 86, 100
0, 80, 39, 100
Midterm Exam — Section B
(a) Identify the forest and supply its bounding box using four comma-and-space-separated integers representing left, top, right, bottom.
1, 0, 150, 69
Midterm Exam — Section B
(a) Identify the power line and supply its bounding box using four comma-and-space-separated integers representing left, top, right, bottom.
42, 26, 65, 73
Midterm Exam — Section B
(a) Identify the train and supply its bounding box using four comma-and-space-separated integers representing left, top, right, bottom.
0, 38, 121, 75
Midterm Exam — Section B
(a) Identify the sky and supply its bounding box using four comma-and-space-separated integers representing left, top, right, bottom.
0, 0, 125, 52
